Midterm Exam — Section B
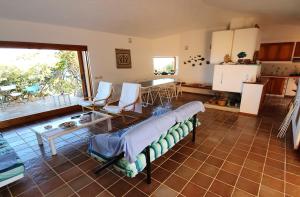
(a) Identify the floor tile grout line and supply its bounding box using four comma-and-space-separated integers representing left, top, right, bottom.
257, 122, 273, 196
230, 118, 263, 197
3, 96, 296, 197
284, 127, 287, 196
149, 137, 198, 196
149, 122, 216, 196
174, 118, 233, 196
202, 122, 253, 197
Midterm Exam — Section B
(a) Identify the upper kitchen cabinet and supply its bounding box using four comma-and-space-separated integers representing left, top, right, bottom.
210, 28, 260, 64
258, 42, 294, 61
293, 42, 300, 62
231, 28, 260, 62
210, 30, 234, 64
294, 42, 300, 57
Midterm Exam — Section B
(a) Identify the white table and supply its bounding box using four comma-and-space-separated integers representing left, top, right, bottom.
139, 78, 176, 88
139, 78, 177, 105
30, 111, 112, 155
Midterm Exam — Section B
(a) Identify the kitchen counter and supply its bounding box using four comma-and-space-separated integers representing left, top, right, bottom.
260, 75, 297, 96
261, 75, 300, 78
244, 80, 268, 85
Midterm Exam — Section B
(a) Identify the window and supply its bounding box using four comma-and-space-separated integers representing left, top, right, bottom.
153, 57, 176, 75
0, 41, 90, 128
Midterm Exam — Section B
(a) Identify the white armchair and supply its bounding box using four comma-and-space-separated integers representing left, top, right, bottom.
79, 81, 112, 111
104, 82, 141, 114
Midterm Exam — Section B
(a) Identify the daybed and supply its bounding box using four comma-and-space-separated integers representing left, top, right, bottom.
0, 134, 25, 187
88, 101, 204, 184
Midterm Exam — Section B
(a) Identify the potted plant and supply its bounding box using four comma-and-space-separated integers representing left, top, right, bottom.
237, 52, 247, 64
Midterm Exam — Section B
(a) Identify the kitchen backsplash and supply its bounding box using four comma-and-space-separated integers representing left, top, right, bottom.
261, 63, 300, 76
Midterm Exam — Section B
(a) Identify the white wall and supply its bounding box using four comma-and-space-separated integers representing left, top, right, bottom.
260, 24, 300, 42
0, 18, 154, 92
152, 27, 226, 84
152, 34, 180, 56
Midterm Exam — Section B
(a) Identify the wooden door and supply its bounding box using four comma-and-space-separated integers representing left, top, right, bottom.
269, 78, 286, 95
258, 44, 267, 60
267, 44, 280, 61
278, 43, 294, 61
294, 42, 300, 57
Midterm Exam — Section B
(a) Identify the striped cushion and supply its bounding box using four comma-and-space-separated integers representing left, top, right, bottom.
0, 136, 25, 183
158, 139, 168, 154
165, 134, 175, 148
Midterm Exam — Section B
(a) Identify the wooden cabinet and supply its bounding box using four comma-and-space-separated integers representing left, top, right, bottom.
213, 65, 261, 93
258, 42, 294, 61
294, 42, 300, 57
265, 77, 286, 95
293, 42, 300, 62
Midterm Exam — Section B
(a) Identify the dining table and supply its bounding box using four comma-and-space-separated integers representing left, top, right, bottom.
138, 78, 177, 106
139, 78, 176, 88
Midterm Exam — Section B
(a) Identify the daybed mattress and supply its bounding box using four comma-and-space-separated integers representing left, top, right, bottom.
0, 136, 25, 182
89, 117, 200, 178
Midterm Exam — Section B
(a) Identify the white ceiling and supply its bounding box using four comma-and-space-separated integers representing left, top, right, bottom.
0, 0, 299, 38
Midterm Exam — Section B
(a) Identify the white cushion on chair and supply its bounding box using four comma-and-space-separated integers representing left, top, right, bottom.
79, 100, 106, 107
79, 81, 112, 108
95, 81, 112, 101
103, 105, 122, 114
79, 100, 93, 107
119, 83, 141, 111
103, 82, 141, 114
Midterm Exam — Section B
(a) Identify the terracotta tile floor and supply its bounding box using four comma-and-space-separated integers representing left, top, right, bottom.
1, 93, 299, 197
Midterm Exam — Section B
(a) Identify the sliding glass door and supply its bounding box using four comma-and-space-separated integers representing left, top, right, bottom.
0, 41, 90, 128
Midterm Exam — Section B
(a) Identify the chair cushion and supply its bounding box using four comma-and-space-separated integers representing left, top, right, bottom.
79, 100, 93, 107
79, 100, 105, 107
95, 81, 112, 101
119, 83, 141, 111
103, 105, 122, 114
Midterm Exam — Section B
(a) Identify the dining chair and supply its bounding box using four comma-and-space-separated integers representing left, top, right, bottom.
175, 81, 183, 98
141, 87, 154, 107
0, 85, 23, 104
157, 84, 176, 105
25, 84, 41, 101
79, 81, 113, 111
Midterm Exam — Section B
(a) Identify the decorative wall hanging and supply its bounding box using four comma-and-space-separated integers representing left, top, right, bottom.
183, 54, 209, 67
115, 49, 132, 69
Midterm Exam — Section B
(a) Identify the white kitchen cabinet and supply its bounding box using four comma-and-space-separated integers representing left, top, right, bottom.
210, 28, 260, 64
212, 64, 261, 93
231, 28, 260, 62
210, 30, 234, 64
240, 83, 264, 115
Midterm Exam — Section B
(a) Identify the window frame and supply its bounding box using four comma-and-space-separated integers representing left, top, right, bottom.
152, 56, 177, 76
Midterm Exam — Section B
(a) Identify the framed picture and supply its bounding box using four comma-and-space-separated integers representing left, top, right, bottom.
115, 49, 131, 69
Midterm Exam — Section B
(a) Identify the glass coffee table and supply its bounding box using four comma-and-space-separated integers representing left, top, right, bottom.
30, 111, 112, 155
